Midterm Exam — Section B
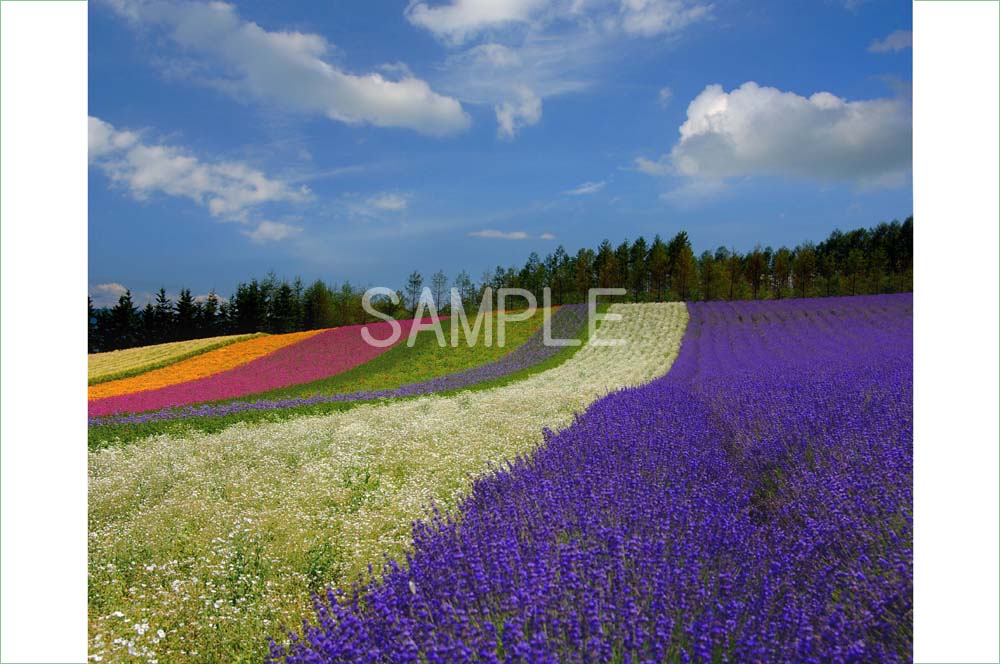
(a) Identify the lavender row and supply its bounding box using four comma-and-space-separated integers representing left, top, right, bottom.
89, 304, 590, 427
271, 294, 913, 663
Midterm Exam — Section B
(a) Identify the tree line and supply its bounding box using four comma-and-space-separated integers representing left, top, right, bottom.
89, 216, 912, 352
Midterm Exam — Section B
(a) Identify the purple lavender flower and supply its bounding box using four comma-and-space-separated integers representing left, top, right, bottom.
269, 294, 913, 663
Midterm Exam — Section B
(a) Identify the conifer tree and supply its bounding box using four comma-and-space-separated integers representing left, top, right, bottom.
153, 288, 174, 343
109, 290, 140, 349
404, 271, 424, 313
175, 288, 198, 340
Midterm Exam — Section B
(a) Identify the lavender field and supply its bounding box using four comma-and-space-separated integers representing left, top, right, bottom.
272, 294, 913, 663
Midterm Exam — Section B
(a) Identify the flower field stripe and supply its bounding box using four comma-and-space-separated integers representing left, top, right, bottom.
87, 318, 436, 417
245, 305, 566, 401
88, 333, 264, 385
88, 303, 687, 663
86, 305, 598, 450
89, 305, 590, 428
363, 304, 588, 399
270, 294, 913, 663
88, 330, 321, 400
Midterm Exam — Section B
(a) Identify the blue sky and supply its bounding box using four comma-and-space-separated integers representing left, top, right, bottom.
88, 0, 912, 306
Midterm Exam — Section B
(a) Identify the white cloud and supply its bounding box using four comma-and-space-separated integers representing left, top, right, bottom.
193, 292, 229, 304
662, 82, 911, 184
469, 229, 530, 239
346, 192, 412, 217
424, 1, 709, 138
869, 30, 912, 53
90, 282, 130, 307
496, 86, 542, 138
244, 220, 302, 243
92, 282, 129, 297
467, 42, 523, 67
633, 155, 672, 175
657, 85, 672, 107
440, 34, 597, 104
619, 0, 712, 37
468, 229, 555, 239
88, 118, 138, 160
439, 34, 598, 139
659, 177, 725, 206
564, 180, 607, 195
106, 0, 470, 136
90, 284, 233, 308
290, 164, 371, 184
405, 0, 549, 44
407, 0, 710, 42
367, 193, 409, 211
89, 116, 309, 231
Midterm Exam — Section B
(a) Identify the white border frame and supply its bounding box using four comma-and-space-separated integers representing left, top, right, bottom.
1, 2, 89, 662
913, 2, 1000, 662
0, 1, 999, 662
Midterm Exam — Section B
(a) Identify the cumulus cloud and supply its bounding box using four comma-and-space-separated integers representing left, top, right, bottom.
618, 0, 712, 37
193, 292, 229, 305
90, 284, 234, 308
564, 180, 607, 195
496, 86, 543, 138
660, 82, 911, 185
244, 220, 302, 243
89, 116, 309, 236
89, 282, 130, 307
539, 232, 557, 239
869, 30, 912, 53
105, 0, 470, 136
88, 119, 138, 159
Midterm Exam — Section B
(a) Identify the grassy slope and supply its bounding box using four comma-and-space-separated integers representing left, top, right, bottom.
88, 307, 599, 449
88, 334, 264, 385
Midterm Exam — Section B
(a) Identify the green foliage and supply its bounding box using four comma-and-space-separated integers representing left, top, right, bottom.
88, 217, 913, 352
